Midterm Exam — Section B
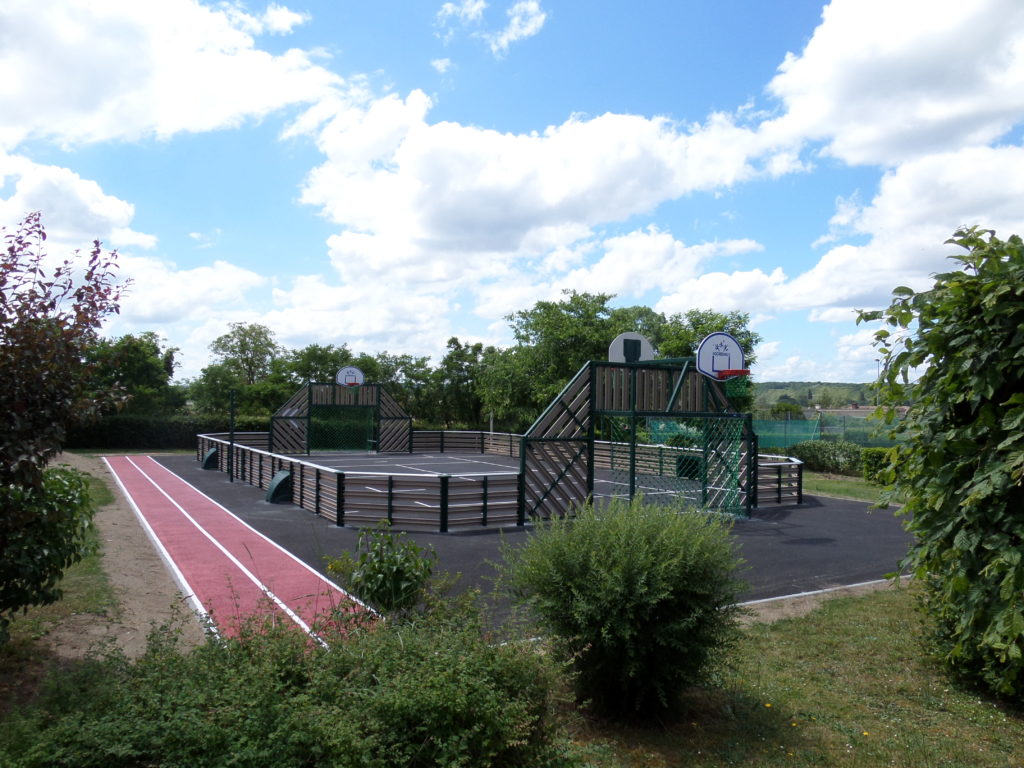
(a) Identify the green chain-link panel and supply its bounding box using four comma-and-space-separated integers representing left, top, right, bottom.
597, 414, 748, 515
309, 405, 374, 451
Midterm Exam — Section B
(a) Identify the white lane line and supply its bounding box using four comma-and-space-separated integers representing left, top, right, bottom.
138, 456, 368, 611
103, 457, 214, 635
125, 456, 325, 645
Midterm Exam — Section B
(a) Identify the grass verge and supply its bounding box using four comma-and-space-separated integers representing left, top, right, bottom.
802, 471, 884, 504
571, 585, 1023, 767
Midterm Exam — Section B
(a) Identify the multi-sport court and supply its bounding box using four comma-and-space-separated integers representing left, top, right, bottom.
105, 452, 914, 638
200, 359, 798, 533
273, 449, 721, 508
102, 356, 910, 636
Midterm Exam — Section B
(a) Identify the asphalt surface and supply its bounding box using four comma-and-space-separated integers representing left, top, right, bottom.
155, 454, 913, 605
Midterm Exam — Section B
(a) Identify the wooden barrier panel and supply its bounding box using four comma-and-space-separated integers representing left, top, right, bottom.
196, 434, 525, 531
756, 455, 803, 505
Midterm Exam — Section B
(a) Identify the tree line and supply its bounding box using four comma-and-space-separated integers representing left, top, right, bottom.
104, 291, 761, 433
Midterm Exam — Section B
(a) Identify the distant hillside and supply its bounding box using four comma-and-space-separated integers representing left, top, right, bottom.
753, 381, 873, 409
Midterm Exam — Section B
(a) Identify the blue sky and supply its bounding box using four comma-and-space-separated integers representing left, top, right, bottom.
2, 0, 1023, 382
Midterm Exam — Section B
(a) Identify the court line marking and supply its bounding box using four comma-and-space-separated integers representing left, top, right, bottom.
121, 456, 325, 644
138, 457, 370, 613
103, 457, 214, 634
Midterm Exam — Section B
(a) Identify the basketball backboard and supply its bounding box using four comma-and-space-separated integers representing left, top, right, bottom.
335, 366, 365, 387
608, 332, 656, 363
695, 332, 745, 378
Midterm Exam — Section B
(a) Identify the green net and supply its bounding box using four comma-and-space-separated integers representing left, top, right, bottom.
724, 374, 749, 400
309, 405, 374, 451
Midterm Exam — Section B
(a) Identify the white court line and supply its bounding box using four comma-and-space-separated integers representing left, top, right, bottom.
124, 456, 325, 644
739, 579, 891, 606
138, 457, 369, 612
103, 457, 214, 635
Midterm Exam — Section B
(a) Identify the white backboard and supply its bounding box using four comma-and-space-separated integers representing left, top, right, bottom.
335, 366, 365, 387
695, 332, 745, 378
608, 332, 656, 363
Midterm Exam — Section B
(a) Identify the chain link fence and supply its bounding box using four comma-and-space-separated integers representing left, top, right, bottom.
752, 411, 901, 450
595, 414, 751, 516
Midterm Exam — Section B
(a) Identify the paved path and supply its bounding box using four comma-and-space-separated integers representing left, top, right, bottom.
105, 455, 362, 640
152, 454, 913, 606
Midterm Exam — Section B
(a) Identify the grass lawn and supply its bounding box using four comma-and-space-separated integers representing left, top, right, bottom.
572, 585, 1023, 767
2, 472, 117, 643
802, 471, 888, 504
0, 472, 119, 715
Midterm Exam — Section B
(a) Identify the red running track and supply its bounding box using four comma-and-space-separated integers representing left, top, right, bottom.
104, 455, 363, 641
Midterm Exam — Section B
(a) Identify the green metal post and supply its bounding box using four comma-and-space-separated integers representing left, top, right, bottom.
306, 382, 313, 455
629, 366, 637, 501
387, 476, 394, 524
481, 476, 488, 526
586, 364, 596, 497
516, 456, 526, 526
315, 469, 321, 515
228, 390, 236, 483
439, 475, 450, 533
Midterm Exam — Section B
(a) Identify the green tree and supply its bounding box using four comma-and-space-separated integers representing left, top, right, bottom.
860, 227, 1024, 699
352, 350, 434, 417
507, 290, 615, 406
769, 401, 805, 420
279, 343, 353, 384
658, 308, 761, 365
434, 337, 490, 428
1, 212, 122, 641
475, 346, 537, 433
86, 331, 182, 414
209, 322, 283, 385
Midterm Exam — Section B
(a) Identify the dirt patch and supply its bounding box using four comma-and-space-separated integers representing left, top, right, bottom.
47, 452, 207, 659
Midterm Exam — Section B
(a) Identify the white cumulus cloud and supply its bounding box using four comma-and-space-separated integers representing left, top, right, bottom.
0, 0, 341, 149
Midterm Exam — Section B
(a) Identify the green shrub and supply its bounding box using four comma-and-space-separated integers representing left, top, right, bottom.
861, 227, 1024, 700
0, 467, 95, 644
788, 439, 863, 475
1, 602, 574, 767
325, 521, 437, 614
503, 497, 745, 719
861, 446, 890, 483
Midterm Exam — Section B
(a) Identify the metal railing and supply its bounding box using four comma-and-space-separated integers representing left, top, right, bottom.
756, 453, 803, 505
196, 430, 804, 531
198, 433, 522, 532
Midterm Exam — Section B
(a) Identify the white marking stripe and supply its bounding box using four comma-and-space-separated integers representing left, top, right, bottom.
103, 457, 214, 635
136, 456, 368, 611
123, 456, 326, 644
739, 578, 892, 606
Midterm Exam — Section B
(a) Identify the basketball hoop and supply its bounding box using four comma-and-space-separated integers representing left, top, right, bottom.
336, 366, 365, 388
716, 369, 749, 380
